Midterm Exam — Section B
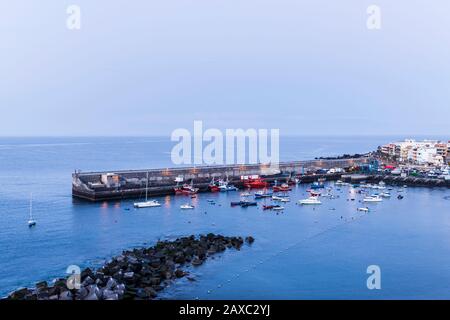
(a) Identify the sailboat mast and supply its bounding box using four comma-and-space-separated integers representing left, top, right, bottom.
29, 193, 33, 220
145, 171, 149, 201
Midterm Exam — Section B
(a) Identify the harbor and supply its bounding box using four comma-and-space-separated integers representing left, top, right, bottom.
72, 158, 371, 201
1, 137, 449, 299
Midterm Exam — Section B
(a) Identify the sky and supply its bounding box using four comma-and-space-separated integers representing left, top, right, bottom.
0, 0, 449, 136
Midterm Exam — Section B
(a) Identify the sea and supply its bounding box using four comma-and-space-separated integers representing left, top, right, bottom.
0, 136, 449, 299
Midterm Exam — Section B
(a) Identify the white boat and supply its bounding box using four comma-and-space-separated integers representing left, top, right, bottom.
180, 204, 195, 210
134, 200, 161, 208
357, 207, 370, 212
335, 180, 344, 186
240, 192, 251, 197
380, 192, 391, 198
28, 193, 36, 227
280, 197, 290, 202
134, 172, 161, 208
298, 197, 322, 205
363, 195, 383, 203
272, 206, 285, 211
272, 195, 285, 201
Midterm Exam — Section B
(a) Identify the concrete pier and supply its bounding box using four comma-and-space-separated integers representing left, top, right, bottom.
72, 158, 370, 201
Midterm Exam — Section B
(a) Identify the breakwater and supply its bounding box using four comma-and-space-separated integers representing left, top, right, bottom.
72, 158, 370, 201
6, 234, 253, 300
341, 174, 450, 188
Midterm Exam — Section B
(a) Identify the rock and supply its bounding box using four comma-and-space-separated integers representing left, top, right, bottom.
59, 290, 73, 300
35, 281, 48, 291
144, 287, 157, 298
245, 236, 255, 244
82, 276, 94, 286
192, 258, 203, 266
175, 269, 185, 278
106, 277, 117, 290
102, 289, 118, 300
9, 288, 31, 300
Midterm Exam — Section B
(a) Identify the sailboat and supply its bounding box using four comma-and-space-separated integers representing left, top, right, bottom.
134, 172, 161, 208
28, 193, 36, 227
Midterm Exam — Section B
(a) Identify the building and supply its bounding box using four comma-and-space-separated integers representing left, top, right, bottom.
379, 139, 449, 166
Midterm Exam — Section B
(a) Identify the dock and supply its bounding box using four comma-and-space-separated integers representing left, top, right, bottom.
72, 158, 370, 201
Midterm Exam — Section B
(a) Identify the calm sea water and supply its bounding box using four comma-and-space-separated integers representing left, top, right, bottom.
0, 136, 449, 299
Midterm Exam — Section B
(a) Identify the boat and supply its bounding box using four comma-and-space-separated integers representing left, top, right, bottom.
134, 172, 162, 208
134, 200, 161, 208
380, 192, 391, 198
218, 180, 238, 192
254, 191, 273, 199
298, 197, 322, 205
208, 178, 220, 192
272, 183, 291, 192
180, 204, 195, 210
310, 182, 325, 190
363, 195, 383, 203
397, 195, 404, 200
308, 190, 321, 197
28, 193, 36, 227
231, 200, 257, 207
335, 180, 344, 186
174, 181, 199, 195
272, 206, 285, 211
357, 207, 370, 212
240, 192, 251, 197
279, 197, 290, 202
243, 177, 268, 189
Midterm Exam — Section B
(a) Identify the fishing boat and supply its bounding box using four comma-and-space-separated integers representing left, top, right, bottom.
272, 183, 291, 192
243, 177, 268, 189
180, 204, 195, 210
298, 197, 322, 205
357, 207, 370, 212
134, 172, 162, 208
218, 179, 238, 192
363, 195, 383, 203
174, 181, 199, 195
28, 193, 36, 227
208, 178, 220, 192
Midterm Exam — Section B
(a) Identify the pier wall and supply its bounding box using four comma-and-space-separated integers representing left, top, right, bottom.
72, 158, 369, 201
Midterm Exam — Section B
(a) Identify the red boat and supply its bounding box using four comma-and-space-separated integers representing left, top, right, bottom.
208, 179, 220, 192
273, 183, 291, 192
174, 183, 199, 195
243, 177, 268, 189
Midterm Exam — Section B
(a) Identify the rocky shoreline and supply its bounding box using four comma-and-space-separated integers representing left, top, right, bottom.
5, 234, 254, 300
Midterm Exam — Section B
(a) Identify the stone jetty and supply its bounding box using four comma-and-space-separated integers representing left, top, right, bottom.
6, 234, 253, 300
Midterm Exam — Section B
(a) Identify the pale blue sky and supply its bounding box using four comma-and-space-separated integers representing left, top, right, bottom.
0, 1, 449, 136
